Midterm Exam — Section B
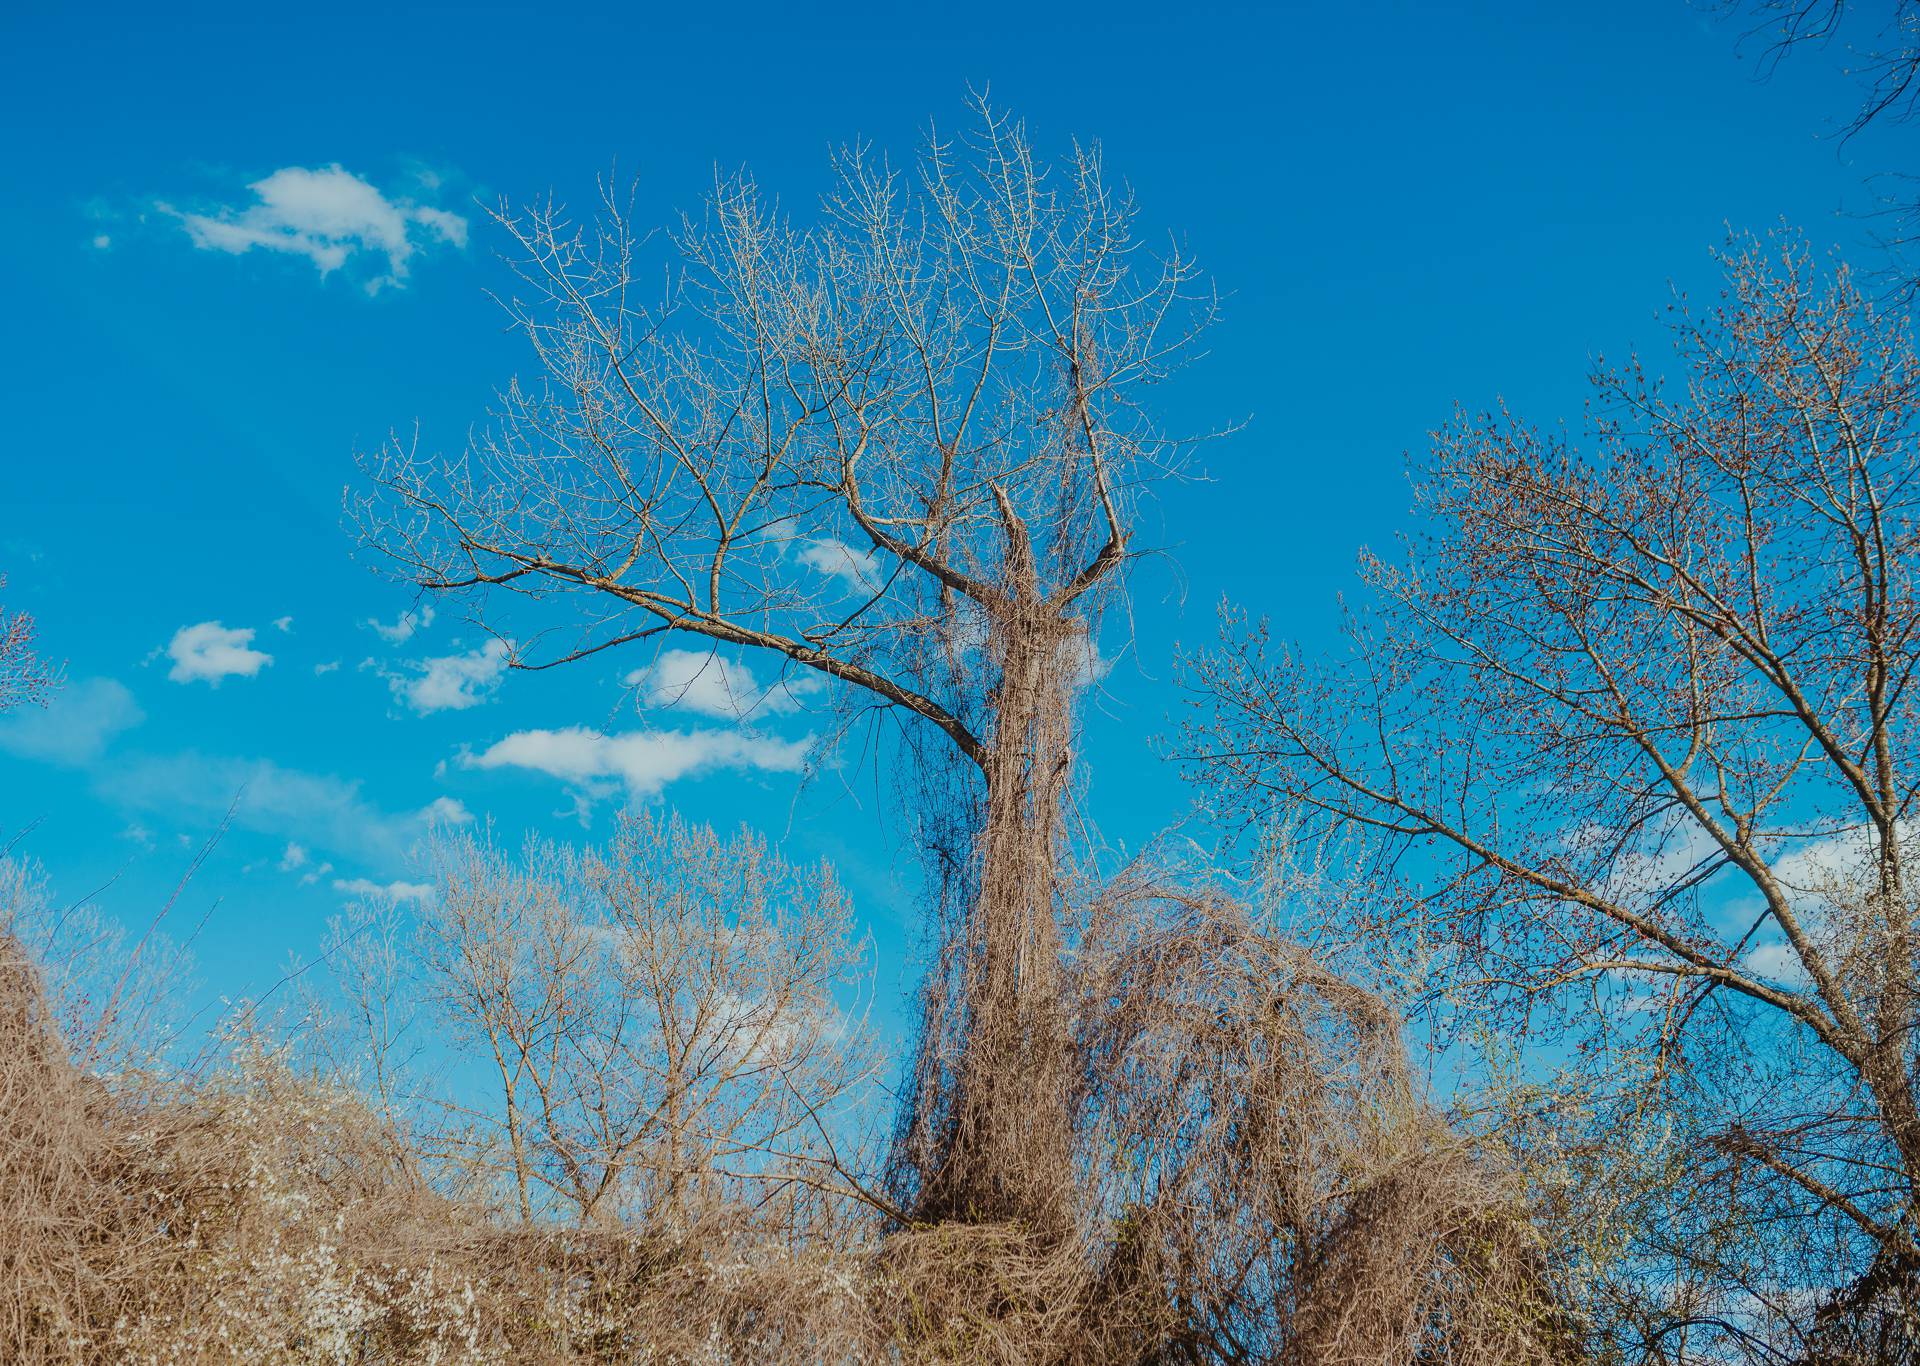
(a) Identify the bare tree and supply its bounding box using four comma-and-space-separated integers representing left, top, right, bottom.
355, 100, 1211, 1229
411, 812, 876, 1236
1182, 232, 1920, 1357
305, 895, 430, 1174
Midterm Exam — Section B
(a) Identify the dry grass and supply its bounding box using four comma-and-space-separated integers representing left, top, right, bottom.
1, 911, 885, 1364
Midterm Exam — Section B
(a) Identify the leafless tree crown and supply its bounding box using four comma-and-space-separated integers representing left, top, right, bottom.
320, 812, 879, 1237
1184, 230, 1920, 1355
355, 101, 1212, 768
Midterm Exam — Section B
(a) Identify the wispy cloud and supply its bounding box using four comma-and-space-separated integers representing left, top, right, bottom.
464, 725, 811, 800
1061, 628, 1113, 693
387, 638, 510, 714
333, 876, 435, 902
0, 677, 143, 764
108, 752, 451, 874
165, 621, 272, 685
368, 604, 433, 644
163, 165, 467, 292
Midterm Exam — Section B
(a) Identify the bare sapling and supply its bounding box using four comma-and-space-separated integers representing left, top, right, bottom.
397, 812, 878, 1238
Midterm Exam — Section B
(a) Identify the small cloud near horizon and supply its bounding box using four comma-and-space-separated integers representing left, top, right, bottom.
464, 724, 811, 804
333, 876, 435, 902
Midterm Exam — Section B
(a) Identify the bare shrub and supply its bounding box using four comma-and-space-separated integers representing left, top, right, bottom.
0, 931, 484, 1362
866, 878, 1580, 1364
335, 811, 884, 1240
1063, 882, 1578, 1364
1, 854, 196, 1075
2, 907, 871, 1364
3, 824, 1576, 1364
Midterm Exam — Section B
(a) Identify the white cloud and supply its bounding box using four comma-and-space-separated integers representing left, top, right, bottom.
314, 660, 341, 676
388, 638, 510, 714
939, 601, 990, 661
272, 615, 294, 633
278, 842, 309, 872
702, 988, 809, 1068
1742, 821, 1908, 955
333, 876, 435, 902
1769, 825, 1882, 902
465, 725, 811, 799
1743, 941, 1812, 989
165, 165, 467, 292
368, 604, 433, 644
1615, 990, 1672, 1015
410, 205, 466, 242
0, 678, 143, 764
796, 538, 882, 591
165, 621, 272, 685
419, 795, 473, 826
624, 648, 818, 720
91, 233, 111, 250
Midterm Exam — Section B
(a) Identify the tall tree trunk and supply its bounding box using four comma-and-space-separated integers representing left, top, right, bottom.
915, 597, 1076, 1232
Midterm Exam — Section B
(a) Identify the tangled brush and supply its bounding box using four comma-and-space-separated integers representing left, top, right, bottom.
0, 880, 1583, 1364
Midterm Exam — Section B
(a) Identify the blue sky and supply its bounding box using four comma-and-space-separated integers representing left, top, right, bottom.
1, 0, 1912, 1041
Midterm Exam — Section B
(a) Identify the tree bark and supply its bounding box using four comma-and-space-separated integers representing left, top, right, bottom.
915, 597, 1076, 1232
